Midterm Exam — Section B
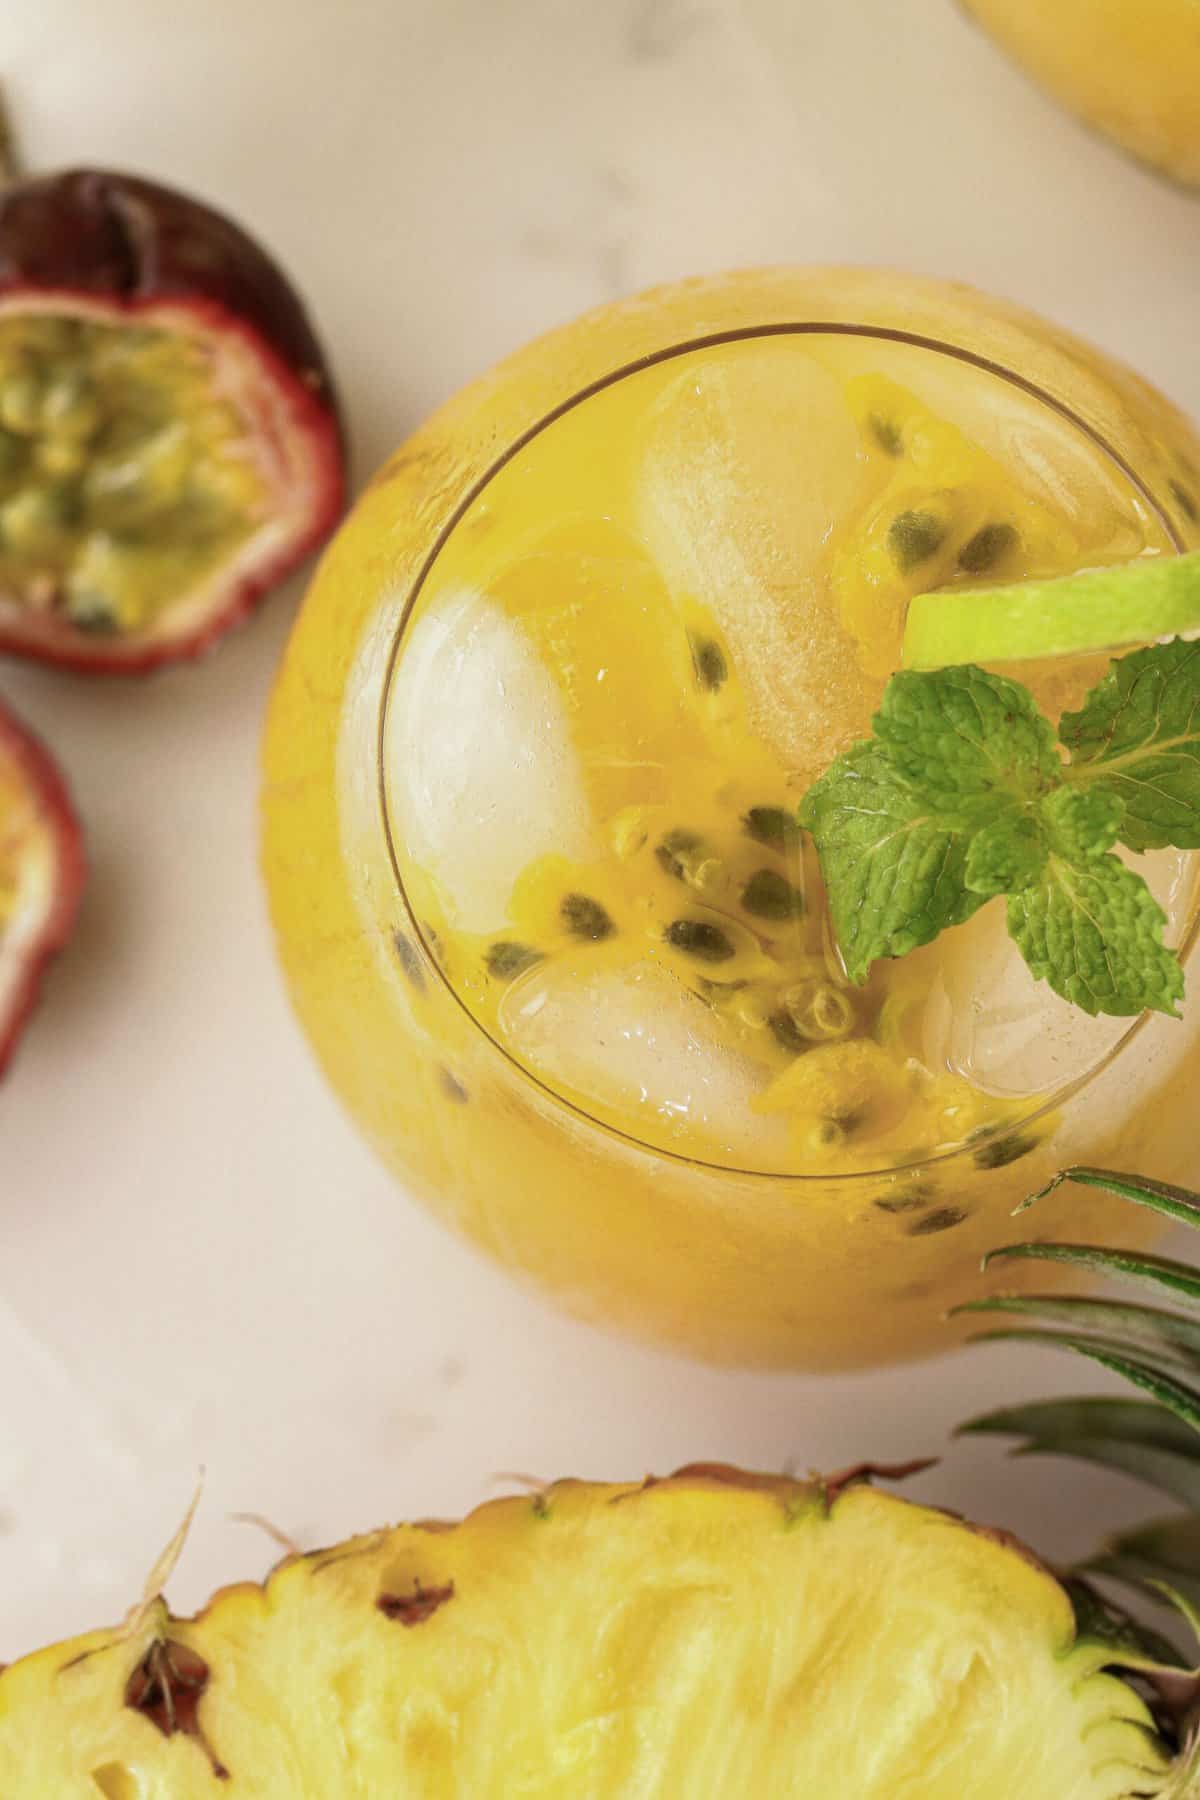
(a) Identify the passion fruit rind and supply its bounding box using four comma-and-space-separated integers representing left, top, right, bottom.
0, 169, 345, 673
0, 696, 84, 1076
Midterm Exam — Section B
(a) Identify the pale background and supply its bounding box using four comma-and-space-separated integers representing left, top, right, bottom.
2, 0, 1199, 1656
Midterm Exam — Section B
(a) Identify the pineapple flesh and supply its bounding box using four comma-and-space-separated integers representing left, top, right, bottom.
0, 1466, 1176, 1798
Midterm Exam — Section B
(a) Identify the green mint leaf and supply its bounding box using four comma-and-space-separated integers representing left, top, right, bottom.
1061, 638, 1200, 850
1007, 855, 1184, 1018
798, 741, 988, 983
964, 814, 1046, 897
1041, 786, 1124, 861
874, 664, 1060, 812
803, 651, 1190, 1017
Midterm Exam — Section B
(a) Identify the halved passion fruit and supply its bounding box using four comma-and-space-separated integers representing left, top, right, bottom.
0, 697, 84, 1075
0, 169, 344, 672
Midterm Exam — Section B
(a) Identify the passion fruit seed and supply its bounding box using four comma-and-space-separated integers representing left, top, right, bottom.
740, 868, 805, 922
663, 918, 736, 964
654, 828, 720, 888
973, 1132, 1038, 1170
694, 976, 749, 1001
392, 930, 427, 993
781, 977, 856, 1042
655, 828, 701, 880
484, 941, 544, 981
0, 372, 41, 435
42, 371, 102, 440
741, 805, 802, 855
64, 588, 119, 634
36, 437, 88, 480
609, 807, 650, 860
1, 483, 78, 553
64, 535, 144, 632
869, 414, 903, 457
957, 521, 1018, 575
906, 1206, 968, 1236
560, 893, 615, 941
688, 632, 728, 692
438, 1068, 470, 1104
84, 423, 192, 528
0, 428, 23, 478
814, 1109, 865, 1147
768, 1008, 808, 1054
872, 1191, 932, 1214
887, 508, 948, 573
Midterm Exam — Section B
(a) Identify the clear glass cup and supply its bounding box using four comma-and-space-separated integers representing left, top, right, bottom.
262, 268, 1200, 1369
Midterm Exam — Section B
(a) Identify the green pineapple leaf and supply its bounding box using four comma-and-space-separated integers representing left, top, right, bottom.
1063, 1572, 1191, 1672
1026, 1166, 1200, 1228
1082, 1515, 1200, 1640
981, 1240, 1200, 1309
961, 1397, 1200, 1510
958, 1293, 1200, 1371
961, 1166, 1200, 1656
961, 1335, 1200, 1434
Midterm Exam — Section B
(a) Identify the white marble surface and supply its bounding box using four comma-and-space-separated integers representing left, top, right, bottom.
2, 0, 1199, 1658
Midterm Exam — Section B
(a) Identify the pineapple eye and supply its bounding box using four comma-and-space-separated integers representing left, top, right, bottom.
124, 1640, 226, 1777
377, 1580, 456, 1626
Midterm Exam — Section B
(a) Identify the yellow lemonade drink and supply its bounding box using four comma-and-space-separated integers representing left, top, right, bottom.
262, 269, 1200, 1368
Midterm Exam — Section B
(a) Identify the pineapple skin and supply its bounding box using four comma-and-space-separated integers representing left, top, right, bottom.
0, 1466, 1173, 1798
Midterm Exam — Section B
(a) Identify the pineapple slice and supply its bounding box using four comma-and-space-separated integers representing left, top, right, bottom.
0, 1466, 1177, 1797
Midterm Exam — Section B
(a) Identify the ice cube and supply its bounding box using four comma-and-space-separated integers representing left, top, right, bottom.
383, 586, 596, 933
915, 839, 1197, 1099
498, 956, 792, 1169
634, 340, 874, 780
915, 905, 1126, 1098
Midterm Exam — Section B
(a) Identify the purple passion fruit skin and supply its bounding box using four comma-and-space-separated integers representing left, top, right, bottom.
0, 169, 346, 673
0, 696, 84, 1076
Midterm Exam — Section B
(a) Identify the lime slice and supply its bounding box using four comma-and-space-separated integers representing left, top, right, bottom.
902, 549, 1200, 670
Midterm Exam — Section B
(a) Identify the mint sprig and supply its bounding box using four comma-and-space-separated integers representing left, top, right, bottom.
799, 642, 1200, 1018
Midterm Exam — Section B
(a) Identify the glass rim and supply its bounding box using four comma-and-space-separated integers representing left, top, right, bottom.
376, 316, 1195, 1183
